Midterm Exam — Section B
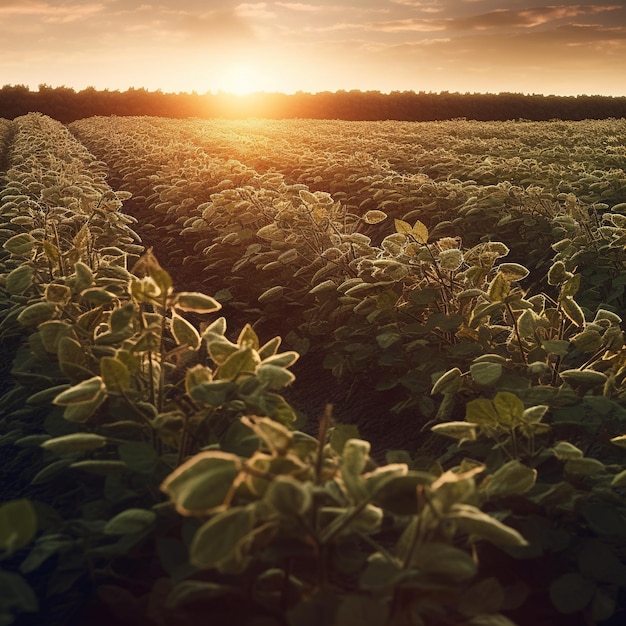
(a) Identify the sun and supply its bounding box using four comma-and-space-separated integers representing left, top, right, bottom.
218, 63, 266, 96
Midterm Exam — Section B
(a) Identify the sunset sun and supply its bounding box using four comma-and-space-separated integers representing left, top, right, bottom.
217, 63, 266, 96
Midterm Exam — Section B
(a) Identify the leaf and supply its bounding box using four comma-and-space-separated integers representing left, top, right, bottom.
5, 264, 33, 295
261, 350, 299, 368
431, 367, 463, 395
41, 433, 108, 455
481, 460, 537, 498
552, 441, 584, 460
470, 362, 503, 386
412, 219, 429, 244
0, 499, 37, 555
265, 476, 312, 516
492, 391, 525, 427
53, 377, 105, 406
547, 261, 569, 286
564, 457, 605, 476
560, 273, 581, 299
487, 271, 510, 303
431, 421, 478, 441
408, 543, 477, 581
160, 451, 242, 515
218, 347, 260, 380
109, 303, 135, 333
549, 573, 595, 614
363, 210, 387, 224
498, 263, 530, 281
241, 416, 292, 455
69, 460, 129, 475
104, 509, 156, 535
340, 439, 370, 501
560, 369, 607, 388
394, 218, 412, 235
237, 323, 259, 350
3, 232, 36, 255
560, 296, 585, 327
258, 285, 284, 303
174, 292, 221, 314
17, 302, 57, 327
439, 248, 463, 270
0, 570, 38, 614
101, 356, 132, 392
189, 506, 255, 570
118, 442, 159, 474
171, 312, 201, 350
448, 504, 528, 546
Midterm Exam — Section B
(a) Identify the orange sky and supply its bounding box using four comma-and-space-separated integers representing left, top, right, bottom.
1, 1, 625, 96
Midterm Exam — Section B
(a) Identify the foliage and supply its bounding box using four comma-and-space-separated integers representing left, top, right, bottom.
2, 114, 626, 624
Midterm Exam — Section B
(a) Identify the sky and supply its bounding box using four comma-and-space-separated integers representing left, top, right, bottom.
1, 1, 625, 97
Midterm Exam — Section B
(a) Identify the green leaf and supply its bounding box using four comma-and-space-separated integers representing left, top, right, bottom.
492, 391, 525, 427
552, 441, 584, 460
610, 469, 626, 487
341, 439, 370, 501
171, 312, 201, 350
73, 261, 94, 291
448, 504, 528, 546
564, 457, 605, 476
104, 508, 156, 535
237, 323, 259, 350
470, 362, 503, 386
560, 369, 607, 388
41, 433, 108, 455
560, 296, 585, 327
0, 500, 37, 555
189, 506, 255, 570
0, 570, 38, 614
69, 460, 129, 475
547, 261, 569, 286
258, 285, 284, 303
560, 273, 581, 299
38, 320, 74, 353
261, 350, 299, 368
101, 356, 131, 392
431, 367, 463, 395
487, 272, 511, 303
265, 476, 312, 516
431, 421, 478, 441
549, 573, 595, 614
53, 377, 105, 406
255, 364, 295, 390
481, 460, 537, 498
17, 302, 57, 327
160, 451, 242, 515
109, 303, 135, 333
498, 263, 530, 281
118, 441, 158, 474
189, 380, 234, 407
218, 347, 260, 380
3, 232, 36, 255
5, 264, 33, 295
408, 543, 477, 581
241, 416, 292, 455
174, 292, 221, 314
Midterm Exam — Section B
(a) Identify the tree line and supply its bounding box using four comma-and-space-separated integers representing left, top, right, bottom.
2, 84, 626, 122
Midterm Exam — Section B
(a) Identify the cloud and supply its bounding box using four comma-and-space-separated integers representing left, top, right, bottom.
450, 4, 622, 30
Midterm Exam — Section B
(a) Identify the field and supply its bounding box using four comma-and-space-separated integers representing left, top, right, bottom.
1, 113, 626, 625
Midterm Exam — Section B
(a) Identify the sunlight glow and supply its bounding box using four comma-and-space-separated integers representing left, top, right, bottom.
216, 63, 268, 96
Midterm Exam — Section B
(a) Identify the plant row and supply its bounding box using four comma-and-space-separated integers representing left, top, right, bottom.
1, 114, 626, 624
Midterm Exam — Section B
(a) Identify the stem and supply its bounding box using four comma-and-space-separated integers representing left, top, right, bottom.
315, 404, 333, 485
505, 301, 527, 365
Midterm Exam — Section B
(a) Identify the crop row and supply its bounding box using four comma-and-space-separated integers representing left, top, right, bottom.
2, 114, 626, 625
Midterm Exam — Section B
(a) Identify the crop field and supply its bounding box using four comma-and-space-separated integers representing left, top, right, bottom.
1, 113, 626, 625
